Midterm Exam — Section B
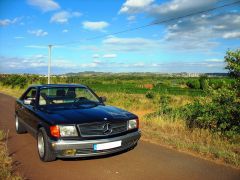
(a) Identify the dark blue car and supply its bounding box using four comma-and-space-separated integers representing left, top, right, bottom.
15, 84, 141, 162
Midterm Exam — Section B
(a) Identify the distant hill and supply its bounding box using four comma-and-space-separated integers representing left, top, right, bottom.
63, 71, 228, 77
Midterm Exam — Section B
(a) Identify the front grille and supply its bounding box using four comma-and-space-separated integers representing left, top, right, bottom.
78, 121, 127, 137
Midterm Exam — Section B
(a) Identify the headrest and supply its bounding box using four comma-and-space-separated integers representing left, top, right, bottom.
66, 90, 76, 98
56, 89, 65, 97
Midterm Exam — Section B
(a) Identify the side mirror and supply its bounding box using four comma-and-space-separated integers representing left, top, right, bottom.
99, 96, 107, 103
24, 99, 36, 106
24, 99, 31, 105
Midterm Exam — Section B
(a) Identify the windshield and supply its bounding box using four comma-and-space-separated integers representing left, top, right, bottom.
39, 87, 100, 106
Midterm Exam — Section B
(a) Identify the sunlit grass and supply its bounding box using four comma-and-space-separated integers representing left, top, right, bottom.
0, 86, 24, 98
0, 130, 22, 180
141, 116, 240, 167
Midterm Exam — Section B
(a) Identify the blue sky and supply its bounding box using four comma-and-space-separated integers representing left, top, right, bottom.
0, 0, 239, 74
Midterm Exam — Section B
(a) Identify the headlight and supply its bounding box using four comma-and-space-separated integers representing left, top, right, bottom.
128, 119, 138, 130
59, 125, 78, 137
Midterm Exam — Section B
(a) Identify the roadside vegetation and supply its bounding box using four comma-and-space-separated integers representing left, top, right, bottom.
0, 49, 239, 168
0, 130, 21, 180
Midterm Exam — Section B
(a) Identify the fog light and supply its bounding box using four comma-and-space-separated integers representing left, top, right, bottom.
63, 149, 76, 156
52, 143, 56, 148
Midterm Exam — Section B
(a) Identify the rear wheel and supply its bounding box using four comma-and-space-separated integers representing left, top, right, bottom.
15, 115, 26, 134
37, 128, 56, 162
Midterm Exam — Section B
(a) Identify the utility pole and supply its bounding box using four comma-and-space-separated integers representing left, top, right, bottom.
48, 45, 52, 84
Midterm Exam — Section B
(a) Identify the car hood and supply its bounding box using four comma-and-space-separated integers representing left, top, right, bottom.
39, 105, 137, 124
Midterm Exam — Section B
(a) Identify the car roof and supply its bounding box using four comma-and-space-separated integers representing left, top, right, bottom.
29, 84, 87, 88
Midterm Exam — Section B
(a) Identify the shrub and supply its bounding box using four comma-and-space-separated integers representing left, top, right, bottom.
184, 88, 240, 137
186, 79, 200, 89
159, 95, 172, 114
199, 75, 208, 90
146, 91, 154, 99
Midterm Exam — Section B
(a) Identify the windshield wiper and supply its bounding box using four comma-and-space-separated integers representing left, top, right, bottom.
73, 99, 100, 107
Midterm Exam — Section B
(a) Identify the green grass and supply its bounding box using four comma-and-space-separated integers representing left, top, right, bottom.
141, 116, 240, 167
89, 83, 204, 96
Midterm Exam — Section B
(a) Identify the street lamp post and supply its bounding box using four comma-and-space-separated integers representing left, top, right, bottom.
48, 45, 52, 84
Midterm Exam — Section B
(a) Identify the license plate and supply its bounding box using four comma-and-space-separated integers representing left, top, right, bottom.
93, 141, 122, 150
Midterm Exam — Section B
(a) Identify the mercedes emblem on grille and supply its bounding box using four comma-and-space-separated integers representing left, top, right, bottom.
103, 123, 112, 135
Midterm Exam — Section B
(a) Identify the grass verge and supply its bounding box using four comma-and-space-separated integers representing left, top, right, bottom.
141, 115, 240, 168
0, 130, 22, 180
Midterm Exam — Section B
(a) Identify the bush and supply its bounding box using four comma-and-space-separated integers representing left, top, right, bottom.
146, 91, 154, 99
186, 79, 200, 89
145, 95, 181, 120
159, 95, 172, 114
184, 88, 240, 137
199, 75, 208, 90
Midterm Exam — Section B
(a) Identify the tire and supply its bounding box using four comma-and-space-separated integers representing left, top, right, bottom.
37, 127, 56, 162
15, 115, 27, 134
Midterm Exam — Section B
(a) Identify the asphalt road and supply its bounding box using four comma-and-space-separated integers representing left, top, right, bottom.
0, 93, 239, 180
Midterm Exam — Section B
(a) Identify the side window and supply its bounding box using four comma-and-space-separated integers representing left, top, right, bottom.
39, 93, 47, 105
23, 88, 37, 105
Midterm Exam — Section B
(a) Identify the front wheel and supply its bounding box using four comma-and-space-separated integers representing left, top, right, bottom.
37, 128, 56, 162
15, 115, 26, 134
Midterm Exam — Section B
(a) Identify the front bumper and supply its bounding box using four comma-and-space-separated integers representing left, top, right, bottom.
50, 130, 141, 158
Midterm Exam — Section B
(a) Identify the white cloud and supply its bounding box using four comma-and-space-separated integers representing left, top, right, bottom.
82, 21, 109, 31
25, 45, 48, 49
103, 54, 117, 58
132, 62, 145, 67
14, 36, 24, 39
0, 55, 47, 70
0, 17, 22, 27
62, 29, 68, 33
28, 29, 48, 37
223, 32, 240, 39
92, 54, 100, 58
118, 0, 239, 53
160, 12, 240, 51
0, 54, 226, 74
103, 36, 160, 52
119, 0, 154, 14
0, 19, 11, 26
150, 0, 216, 18
93, 60, 102, 64
92, 53, 117, 59
27, 0, 60, 12
205, 58, 223, 62
50, 11, 82, 24
127, 15, 136, 21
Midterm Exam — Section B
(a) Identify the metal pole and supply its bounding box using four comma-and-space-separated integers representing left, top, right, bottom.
48, 45, 52, 84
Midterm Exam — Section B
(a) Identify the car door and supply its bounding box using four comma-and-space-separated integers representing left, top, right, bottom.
16, 87, 33, 125
20, 87, 38, 136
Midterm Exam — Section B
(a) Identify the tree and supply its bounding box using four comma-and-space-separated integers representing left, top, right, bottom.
225, 49, 240, 94
225, 49, 240, 78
